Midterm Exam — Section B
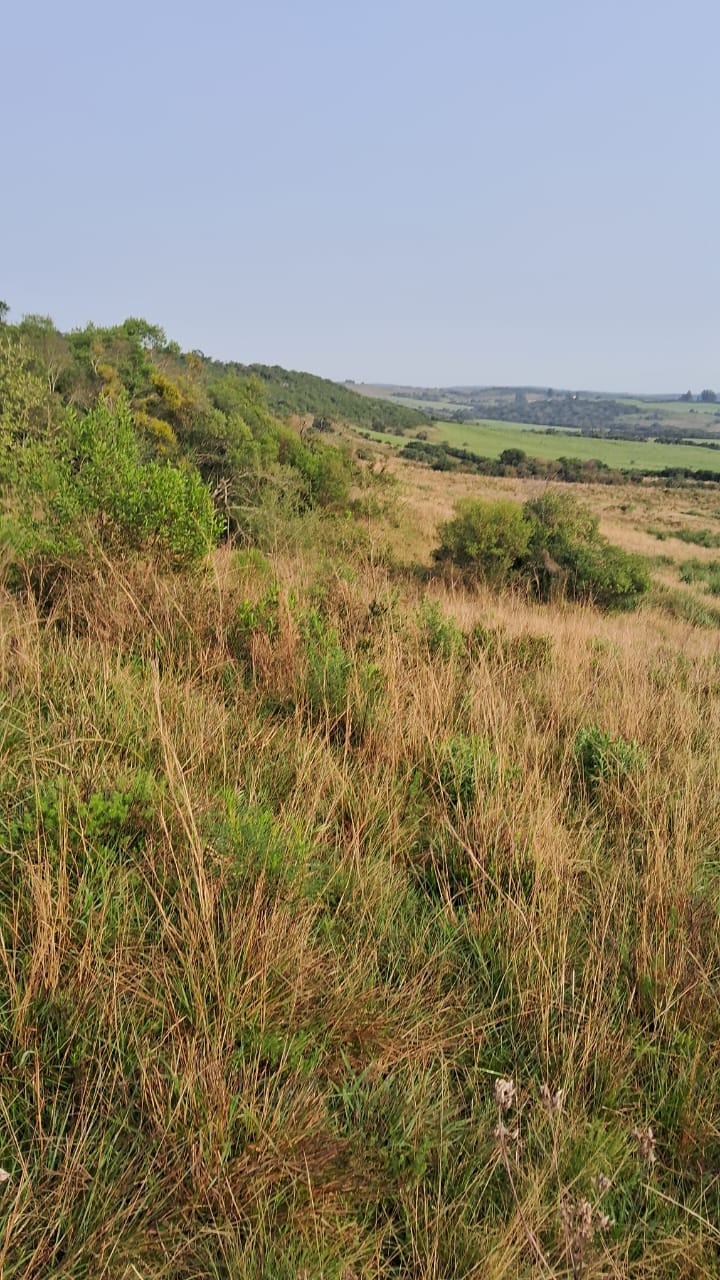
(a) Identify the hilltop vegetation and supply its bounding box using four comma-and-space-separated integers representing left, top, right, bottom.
1, 308, 720, 1276
0, 308, 423, 534
0, 311, 377, 566
210, 360, 427, 434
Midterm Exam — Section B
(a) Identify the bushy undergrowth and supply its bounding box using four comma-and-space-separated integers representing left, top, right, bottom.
0, 548, 719, 1277
435, 491, 651, 609
679, 556, 720, 595
2, 399, 220, 585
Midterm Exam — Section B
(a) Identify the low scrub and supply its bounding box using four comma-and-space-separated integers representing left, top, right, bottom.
435, 490, 651, 609
572, 724, 647, 798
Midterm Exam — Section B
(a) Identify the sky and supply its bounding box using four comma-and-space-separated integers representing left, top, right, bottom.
3, 0, 719, 391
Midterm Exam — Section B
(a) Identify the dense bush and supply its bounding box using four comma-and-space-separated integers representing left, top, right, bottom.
434, 491, 651, 609
434, 497, 531, 582
2, 398, 219, 578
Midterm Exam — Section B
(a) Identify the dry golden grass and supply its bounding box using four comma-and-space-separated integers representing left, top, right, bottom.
375, 452, 720, 569
2, 486, 720, 1275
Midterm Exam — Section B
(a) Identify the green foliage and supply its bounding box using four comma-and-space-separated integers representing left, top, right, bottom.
416, 596, 465, 658
572, 725, 647, 797
209, 360, 428, 433
562, 540, 652, 609
227, 583, 281, 670
434, 497, 531, 581
302, 608, 382, 739
434, 491, 651, 609
679, 557, 720, 594
0, 335, 54, 452
431, 733, 511, 811
468, 623, 554, 670
3, 398, 219, 578
215, 790, 310, 892
649, 525, 720, 548
652, 584, 720, 628
0, 315, 378, 556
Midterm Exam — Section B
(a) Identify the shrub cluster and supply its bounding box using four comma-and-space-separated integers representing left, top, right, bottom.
434, 491, 651, 609
2, 399, 220, 585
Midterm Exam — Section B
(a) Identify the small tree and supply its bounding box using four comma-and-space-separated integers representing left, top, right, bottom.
434, 497, 531, 582
499, 447, 527, 467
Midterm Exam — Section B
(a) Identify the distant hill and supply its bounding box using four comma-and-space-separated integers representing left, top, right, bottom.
207, 361, 428, 433
350, 382, 720, 440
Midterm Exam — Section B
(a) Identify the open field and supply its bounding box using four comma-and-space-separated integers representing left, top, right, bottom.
361, 419, 720, 472
376, 452, 720, 567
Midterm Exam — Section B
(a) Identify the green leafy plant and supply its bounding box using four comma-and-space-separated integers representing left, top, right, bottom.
434, 497, 531, 581
572, 725, 647, 797
3, 397, 219, 583
416, 596, 465, 659
302, 608, 382, 739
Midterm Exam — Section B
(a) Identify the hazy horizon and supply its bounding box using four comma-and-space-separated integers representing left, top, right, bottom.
4, 0, 718, 393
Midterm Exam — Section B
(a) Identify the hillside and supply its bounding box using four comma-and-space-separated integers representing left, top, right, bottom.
209, 360, 427, 433
2, 309, 720, 1276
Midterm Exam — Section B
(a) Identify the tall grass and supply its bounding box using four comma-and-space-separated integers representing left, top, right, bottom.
1, 546, 719, 1276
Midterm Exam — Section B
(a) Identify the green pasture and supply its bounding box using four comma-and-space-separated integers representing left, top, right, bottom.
360, 419, 720, 473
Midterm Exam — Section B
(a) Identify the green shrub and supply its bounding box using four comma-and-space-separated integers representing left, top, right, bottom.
416, 596, 465, 659
214, 790, 310, 892
523, 491, 650, 608
679, 558, 720, 594
512, 631, 554, 669
563, 541, 652, 609
433, 491, 651, 610
3, 398, 219, 580
434, 497, 531, 581
573, 725, 647, 797
467, 623, 554, 670
302, 609, 382, 739
466, 622, 505, 662
227, 583, 281, 668
429, 733, 517, 812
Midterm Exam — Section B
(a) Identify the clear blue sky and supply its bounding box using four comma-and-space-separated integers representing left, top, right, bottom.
4, 0, 718, 391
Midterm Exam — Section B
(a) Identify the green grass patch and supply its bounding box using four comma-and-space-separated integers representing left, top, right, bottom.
360, 419, 720, 473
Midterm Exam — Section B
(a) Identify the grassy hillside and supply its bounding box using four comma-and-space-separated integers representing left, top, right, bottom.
2, 313, 720, 1276
3, 537, 720, 1276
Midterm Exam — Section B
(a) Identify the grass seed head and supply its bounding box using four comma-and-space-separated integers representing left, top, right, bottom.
494, 1077, 516, 1112
632, 1125, 657, 1166
539, 1082, 563, 1114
